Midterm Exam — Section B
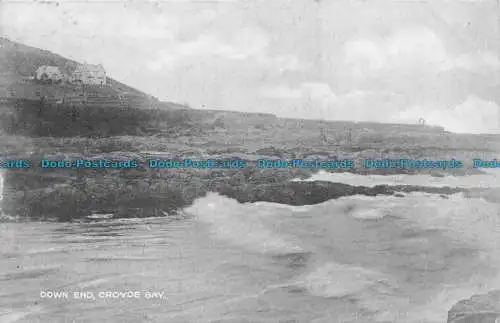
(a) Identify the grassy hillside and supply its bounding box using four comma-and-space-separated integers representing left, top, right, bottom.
0, 38, 191, 109
0, 38, 201, 136
0, 38, 145, 98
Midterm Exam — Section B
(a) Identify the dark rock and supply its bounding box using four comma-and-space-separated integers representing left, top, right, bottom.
215, 181, 464, 206
447, 290, 500, 322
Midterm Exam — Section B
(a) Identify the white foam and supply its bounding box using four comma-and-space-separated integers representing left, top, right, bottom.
269, 190, 500, 322
73, 272, 155, 289
252, 201, 314, 213
348, 208, 391, 220
345, 193, 500, 322
0, 306, 45, 323
398, 275, 500, 323
184, 185, 500, 323
297, 262, 391, 298
294, 169, 500, 189
87, 213, 114, 220
184, 193, 304, 254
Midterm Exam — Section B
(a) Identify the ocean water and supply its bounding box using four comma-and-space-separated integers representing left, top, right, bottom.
1, 170, 500, 323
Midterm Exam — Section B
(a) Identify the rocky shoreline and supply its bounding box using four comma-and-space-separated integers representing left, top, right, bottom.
2, 145, 492, 222
2, 155, 470, 222
447, 290, 500, 323
215, 180, 464, 205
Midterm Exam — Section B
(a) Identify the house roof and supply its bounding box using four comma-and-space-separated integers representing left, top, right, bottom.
74, 64, 105, 73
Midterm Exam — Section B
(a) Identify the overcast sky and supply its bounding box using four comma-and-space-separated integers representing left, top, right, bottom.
1, 0, 499, 133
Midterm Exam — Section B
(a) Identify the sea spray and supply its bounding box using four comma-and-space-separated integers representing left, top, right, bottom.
181, 182, 500, 322
184, 192, 305, 255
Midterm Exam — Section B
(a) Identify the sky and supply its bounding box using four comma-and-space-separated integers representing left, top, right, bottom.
1, 0, 499, 133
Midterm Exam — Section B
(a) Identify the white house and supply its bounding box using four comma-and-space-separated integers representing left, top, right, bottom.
35, 65, 64, 82
72, 64, 106, 85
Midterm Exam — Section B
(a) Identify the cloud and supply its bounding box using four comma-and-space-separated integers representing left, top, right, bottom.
260, 83, 337, 101
1, 3, 180, 42
344, 40, 386, 71
177, 28, 268, 60
263, 55, 305, 73
259, 82, 338, 119
262, 82, 500, 134
342, 26, 499, 76
260, 83, 395, 121
145, 34, 259, 71
260, 84, 305, 99
343, 27, 447, 74
147, 28, 305, 73
439, 97, 500, 134
454, 52, 500, 70
395, 96, 500, 134
301, 83, 338, 100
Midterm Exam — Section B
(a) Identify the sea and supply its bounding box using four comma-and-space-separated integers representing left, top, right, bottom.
1, 169, 500, 323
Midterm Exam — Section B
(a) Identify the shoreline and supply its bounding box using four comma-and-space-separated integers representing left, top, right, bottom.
0, 157, 481, 222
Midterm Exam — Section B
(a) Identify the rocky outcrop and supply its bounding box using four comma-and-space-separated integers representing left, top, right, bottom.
447, 290, 500, 323
3, 161, 466, 221
216, 181, 464, 206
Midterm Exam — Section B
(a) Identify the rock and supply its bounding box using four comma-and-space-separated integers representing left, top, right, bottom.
216, 181, 464, 206
447, 290, 500, 322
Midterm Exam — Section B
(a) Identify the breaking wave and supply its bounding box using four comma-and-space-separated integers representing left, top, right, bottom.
184, 177, 500, 322
184, 193, 305, 255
